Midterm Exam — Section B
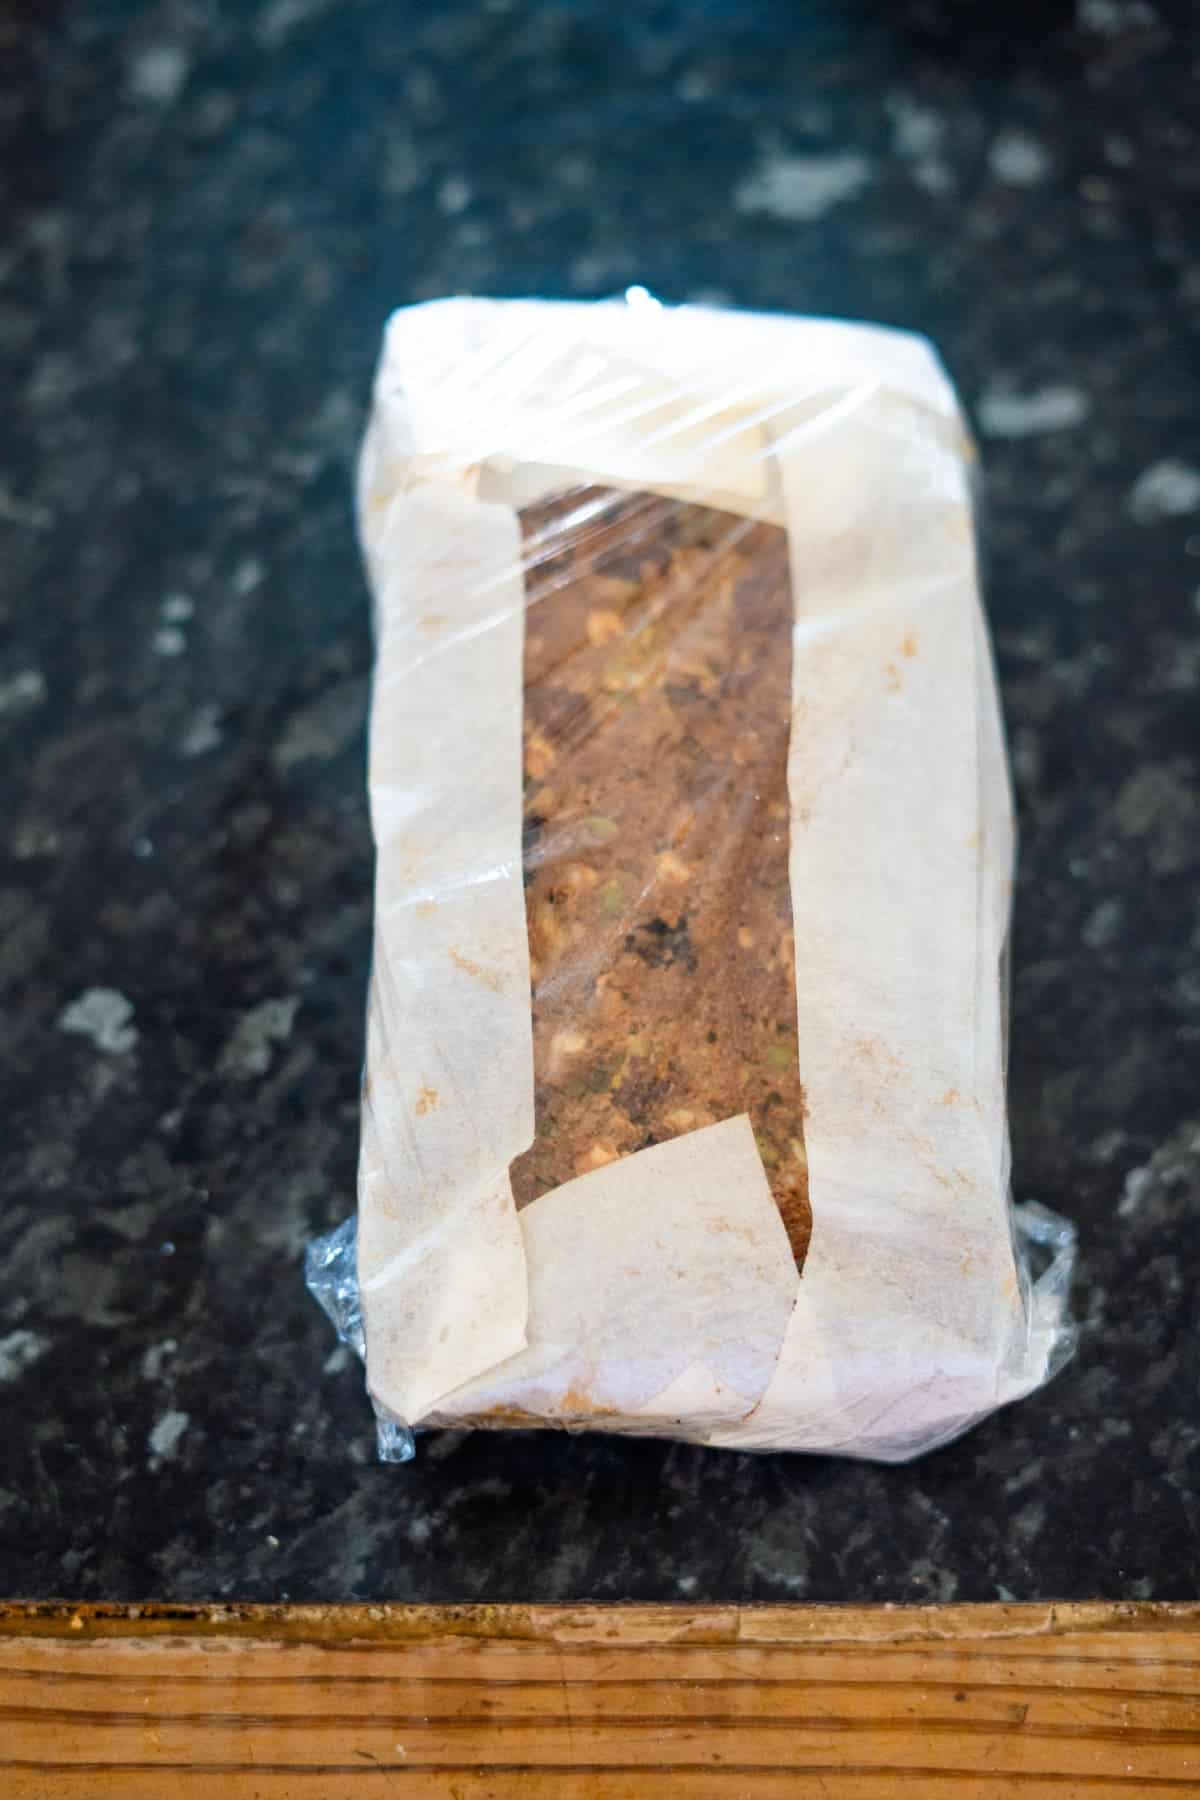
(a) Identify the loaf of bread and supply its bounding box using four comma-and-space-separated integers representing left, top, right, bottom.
510, 487, 810, 1266
343, 297, 1074, 1461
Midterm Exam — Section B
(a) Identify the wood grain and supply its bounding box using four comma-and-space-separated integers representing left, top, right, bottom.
2, 1601, 1198, 1795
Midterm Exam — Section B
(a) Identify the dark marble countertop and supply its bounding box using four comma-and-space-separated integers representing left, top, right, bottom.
2, 0, 1198, 1604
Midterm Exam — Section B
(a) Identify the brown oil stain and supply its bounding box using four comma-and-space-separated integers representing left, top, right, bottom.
397, 835, 429, 879
455, 1390, 613, 1427
419, 613, 448, 635
416, 900, 438, 918
558, 1383, 612, 1416
939, 1088, 961, 1106
448, 946, 505, 992
851, 1035, 904, 1075
706, 1216, 758, 1245
896, 1122, 968, 1197
885, 636, 918, 691
414, 1083, 440, 1116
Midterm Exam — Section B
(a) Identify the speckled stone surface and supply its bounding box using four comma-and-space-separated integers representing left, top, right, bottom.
2, 0, 1199, 1603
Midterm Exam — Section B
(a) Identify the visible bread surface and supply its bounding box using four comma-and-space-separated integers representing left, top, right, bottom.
508, 488, 810, 1269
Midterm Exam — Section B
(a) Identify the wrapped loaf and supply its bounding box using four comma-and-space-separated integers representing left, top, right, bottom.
343, 295, 1073, 1461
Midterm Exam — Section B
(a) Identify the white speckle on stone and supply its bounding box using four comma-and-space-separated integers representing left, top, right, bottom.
1175, 966, 1200, 1009
162, 592, 195, 623
977, 383, 1091, 439
1113, 764, 1196, 872
0, 483, 53, 531
1013, 1498, 1045, 1543
323, 1342, 352, 1375
734, 151, 873, 223
149, 1409, 190, 1460
1104, 134, 1135, 168
153, 625, 187, 658
1083, 897, 1123, 949
179, 703, 223, 758
1159, 639, 1200, 691
0, 1329, 47, 1383
686, 287, 733, 309
266, 1533, 280, 1548
888, 95, 943, 160
568, 248, 627, 292
1128, 459, 1200, 522
257, 0, 337, 49
219, 996, 300, 1079
1078, 0, 1159, 34
1091, 1128, 1128, 1165
676, 1573, 698, 1594
437, 174, 472, 215
28, 351, 80, 409
233, 555, 264, 596
912, 159, 954, 196
1118, 1165, 1153, 1217
142, 1338, 178, 1380
273, 677, 367, 772
13, 821, 60, 860
132, 836, 154, 859
409, 1516, 433, 1544
989, 130, 1051, 187
381, 132, 422, 198
0, 668, 48, 717
59, 987, 138, 1055
1010, 726, 1041, 790
406, 67, 440, 118
886, 98, 955, 194
126, 42, 190, 106
677, 68, 713, 103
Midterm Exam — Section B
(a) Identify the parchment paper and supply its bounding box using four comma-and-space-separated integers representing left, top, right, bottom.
355, 297, 1051, 1457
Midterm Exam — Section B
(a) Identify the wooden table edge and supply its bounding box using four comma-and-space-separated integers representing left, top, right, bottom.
3, 1596, 1200, 1642
3, 1600, 1198, 1794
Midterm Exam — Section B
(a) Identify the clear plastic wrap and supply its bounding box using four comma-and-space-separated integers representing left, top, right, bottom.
306, 292, 1076, 1463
